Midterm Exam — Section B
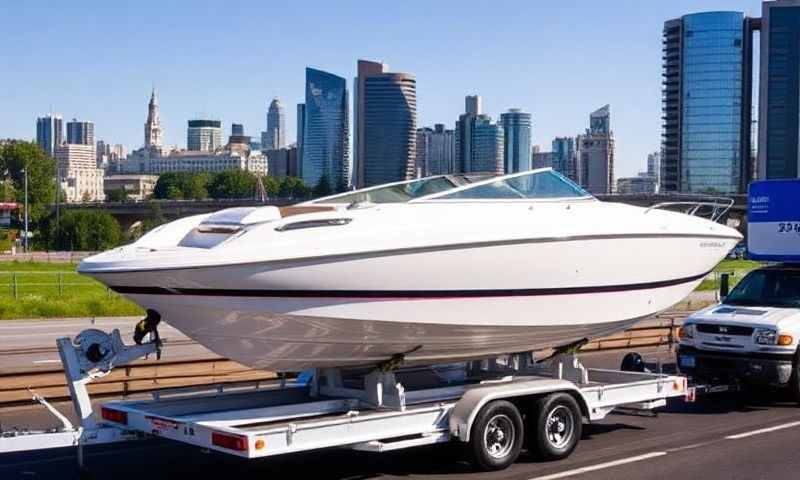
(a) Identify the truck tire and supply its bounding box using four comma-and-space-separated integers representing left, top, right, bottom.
467, 400, 524, 471
790, 350, 800, 405
528, 393, 582, 461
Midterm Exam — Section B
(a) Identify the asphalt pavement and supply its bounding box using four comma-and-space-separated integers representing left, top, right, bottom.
0, 317, 214, 370
2, 346, 800, 480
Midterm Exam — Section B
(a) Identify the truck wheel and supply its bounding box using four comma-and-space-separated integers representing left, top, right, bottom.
529, 393, 582, 461
790, 351, 800, 405
467, 400, 524, 471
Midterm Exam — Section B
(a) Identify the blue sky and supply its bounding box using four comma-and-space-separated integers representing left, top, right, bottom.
1, 0, 762, 177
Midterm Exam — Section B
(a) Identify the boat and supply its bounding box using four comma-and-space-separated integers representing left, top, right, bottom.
78, 168, 742, 371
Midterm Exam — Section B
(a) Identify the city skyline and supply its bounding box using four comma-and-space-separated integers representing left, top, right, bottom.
2, 1, 764, 178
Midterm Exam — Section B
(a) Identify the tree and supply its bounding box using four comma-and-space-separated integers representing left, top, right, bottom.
0, 142, 56, 227
0, 179, 15, 202
208, 169, 257, 199
313, 173, 333, 197
262, 175, 280, 197
47, 210, 122, 251
279, 176, 311, 199
106, 187, 129, 202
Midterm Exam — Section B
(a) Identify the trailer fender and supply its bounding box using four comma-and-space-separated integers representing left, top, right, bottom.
449, 379, 586, 442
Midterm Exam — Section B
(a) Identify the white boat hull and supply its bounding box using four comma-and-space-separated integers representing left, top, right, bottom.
90, 235, 728, 371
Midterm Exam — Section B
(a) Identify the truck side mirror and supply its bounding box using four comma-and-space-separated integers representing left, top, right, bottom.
720, 273, 730, 300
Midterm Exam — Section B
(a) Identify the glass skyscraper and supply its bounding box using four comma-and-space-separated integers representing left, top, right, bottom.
36, 114, 63, 157
301, 67, 350, 191
759, 1, 800, 180
661, 11, 755, 194
551, 137, 577, 182
354, 60, 417, 188
500, 108, 532, 173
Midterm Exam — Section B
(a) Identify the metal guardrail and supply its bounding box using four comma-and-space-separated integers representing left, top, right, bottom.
0, 311, 690, 407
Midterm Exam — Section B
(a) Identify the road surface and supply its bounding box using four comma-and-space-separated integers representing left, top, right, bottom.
2, 347, 800, 479
0, 317, 214, 370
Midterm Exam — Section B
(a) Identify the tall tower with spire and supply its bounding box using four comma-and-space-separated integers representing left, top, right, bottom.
144, 88, 164, 148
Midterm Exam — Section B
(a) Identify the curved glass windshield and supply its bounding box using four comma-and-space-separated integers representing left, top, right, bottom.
725, 269, 800, 308
417, 169, 591, 201
309, 176, 460, 204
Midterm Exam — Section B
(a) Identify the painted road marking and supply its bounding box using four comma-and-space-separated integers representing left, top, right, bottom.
725, 420, 800, 440
527, 452, 668, 480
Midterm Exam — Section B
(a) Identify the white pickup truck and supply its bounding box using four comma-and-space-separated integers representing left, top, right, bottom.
677, 179, 800, 399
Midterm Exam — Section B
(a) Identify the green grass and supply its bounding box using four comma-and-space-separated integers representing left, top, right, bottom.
0, 260, 143, 319
695, 259, 762, 292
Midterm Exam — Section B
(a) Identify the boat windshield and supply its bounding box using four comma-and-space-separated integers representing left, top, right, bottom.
308, 176, 463, 204
414, 169, 591, 201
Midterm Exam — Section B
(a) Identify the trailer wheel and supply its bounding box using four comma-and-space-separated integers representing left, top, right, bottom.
529, 393, 582, 461
467, 400, 524, 471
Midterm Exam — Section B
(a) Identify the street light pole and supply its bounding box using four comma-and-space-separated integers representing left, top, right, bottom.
23, 167, 29, 253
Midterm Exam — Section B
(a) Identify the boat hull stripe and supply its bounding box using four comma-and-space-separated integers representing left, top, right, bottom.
109, 271, 709, 299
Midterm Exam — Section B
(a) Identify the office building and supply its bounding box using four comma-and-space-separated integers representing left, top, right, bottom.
354, 59, 417, 187
296, 103, 305, 164
662, 11, 756, 193
187, 119, 222, 152
647, 151, 661, 191
55, 144, 105, 202
264, 98, 286, 150
120, 149, 266, 176
501, 108, 532, 173
301, 67, 350, 191
104, 174, 158, 201
577, 105, 615, 194
759, 0, 800, 179
532, 150, 553, 169
144, 88, 164, 148
266, 145, 300, 179
415, 124, 455, 176
66, 119, 94, 146
231, 123, 244, 136
455, 95, 504, 174
552, 137, 578, 181
617, 175, 658, 194
36, 114, 63, 157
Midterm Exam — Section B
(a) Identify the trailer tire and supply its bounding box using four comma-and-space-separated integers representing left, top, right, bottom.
528, 393, 582, 461
467, 400, 524, 471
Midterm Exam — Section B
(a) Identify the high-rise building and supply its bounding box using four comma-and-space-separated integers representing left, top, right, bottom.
415, 124, 455, 176
66, 119, 94, 146
231, 123, 244, 136
532, 150, 553, 169
662, 11, 756, 193
455, 96, 504, 174
187, 120, 222, 152
758, 0, 800, 179
55, 144, 105, 202
265, 98, 286, 150
36, 114, 63, 157
465, 95, 482, 115
617, 175, 658, 194
296, 103, 305, 167
144, 88, 163, 148
266, 145, 300, 179
577, 105, 615, 194
353, 60, 417, 187
500, 108, 532, 173
551, 137, 577, 181
647, 151, 661, 191
301, 67, 350, 191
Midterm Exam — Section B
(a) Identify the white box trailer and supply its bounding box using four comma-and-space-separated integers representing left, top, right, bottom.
0, 327, 690, 473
